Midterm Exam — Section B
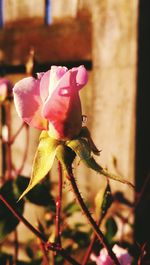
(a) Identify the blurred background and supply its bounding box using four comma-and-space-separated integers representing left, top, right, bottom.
0, 0, 150, 261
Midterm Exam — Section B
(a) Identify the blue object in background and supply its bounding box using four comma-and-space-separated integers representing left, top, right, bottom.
45, 0, 51, 25
0, 0, 3, 28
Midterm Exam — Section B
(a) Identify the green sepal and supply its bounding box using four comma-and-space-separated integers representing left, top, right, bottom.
18, 131, 60, 200
79, 126, 100, 155
67, 138, 134, 188
56, 144, 76, 175
67, 138, 103, 171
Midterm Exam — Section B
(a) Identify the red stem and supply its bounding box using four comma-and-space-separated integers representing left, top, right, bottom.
0, 194, 80, 265
67, 168, 121, 265
40, 241, 49, 265
13, 229, 19, 265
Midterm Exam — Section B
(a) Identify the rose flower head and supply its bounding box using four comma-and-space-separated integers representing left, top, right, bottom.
91, 244, 132, 265
13, 65, 88, 140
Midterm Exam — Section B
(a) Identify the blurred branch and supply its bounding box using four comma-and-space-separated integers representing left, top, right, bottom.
0, 194, 81, 265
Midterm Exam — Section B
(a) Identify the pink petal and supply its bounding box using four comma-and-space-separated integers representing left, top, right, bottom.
72, 65, 88, 90
42, 69, 82, 139
13, 76, 47, 130
39, 70, 50, 102
40, 66, 68, 102
55, 66, 68, 79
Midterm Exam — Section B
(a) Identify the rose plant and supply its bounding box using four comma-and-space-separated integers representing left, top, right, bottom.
0, 65, 137, 265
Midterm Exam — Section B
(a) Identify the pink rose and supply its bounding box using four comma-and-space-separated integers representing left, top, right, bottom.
91, 245, 132, 265
13, 65, 88, 140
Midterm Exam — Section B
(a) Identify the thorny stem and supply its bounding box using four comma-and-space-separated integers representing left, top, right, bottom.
55, 161, 63, 246
0, 194, 80, 265
67, 167, 121, 265
82, 218, 103, 265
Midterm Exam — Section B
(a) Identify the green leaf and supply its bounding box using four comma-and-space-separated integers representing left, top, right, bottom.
95, 182, 112, 219
101, 183, 113, 217
0, 180, 24, 240
105, 217, 118, 243
18, 131, 60, 200
98, 167, 135, 189
63, 201, 80, 217
62, 228, 90, 248
67, 138, 134, 188
15, 176, 55, 209
25, 245, 34, 259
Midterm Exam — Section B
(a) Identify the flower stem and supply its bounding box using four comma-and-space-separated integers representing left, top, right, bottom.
55, 161, 63, 246
40, 241, 49, 265
0, 194, 81, 265
82, 218, 102, 265
67, 168, 121, 265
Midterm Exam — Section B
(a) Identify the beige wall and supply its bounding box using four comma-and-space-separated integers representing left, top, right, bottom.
4, 0, 44, 23
91, 0, 138, 200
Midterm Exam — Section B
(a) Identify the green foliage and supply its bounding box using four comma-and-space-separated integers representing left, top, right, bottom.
62, 228, 90, 248
63, 201, 81, 217
0, 180, 24, 240
15, 175, 55, 209
101, 183, 113, 218
105, 217, 118, 244
25, 245, 35, 260
95, 182, 113, 219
